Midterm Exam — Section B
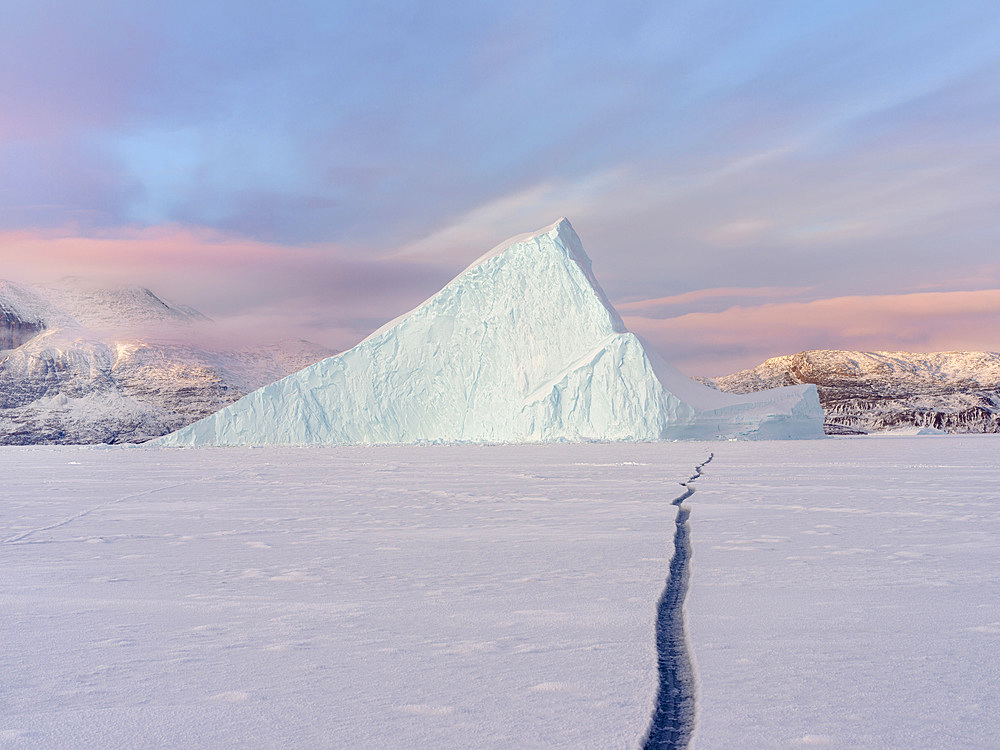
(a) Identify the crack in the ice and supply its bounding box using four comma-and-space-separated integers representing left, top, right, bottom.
642, 453, 713, 750
1, 470, 244, 545
1, 483, 188, 545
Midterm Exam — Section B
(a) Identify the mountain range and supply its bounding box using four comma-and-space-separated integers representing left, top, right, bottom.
6, 253, 999, 443
0, 279, 333, 444
704, 349, 1000, 434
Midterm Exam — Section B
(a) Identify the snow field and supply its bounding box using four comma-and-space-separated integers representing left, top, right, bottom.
4, 438, 998, 748
1, 443, 709, 749
690, 436, 1000, 748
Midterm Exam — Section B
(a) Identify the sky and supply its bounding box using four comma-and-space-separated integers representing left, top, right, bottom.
2, 1, 999, 375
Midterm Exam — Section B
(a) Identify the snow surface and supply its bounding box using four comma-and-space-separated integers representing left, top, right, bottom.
3, 439, 999, 748
874, 425, 948, 435
160, 220, 823, 446
688, 436, 1000, 748
1, 442, 706, 749
0, 279, 204, 336
36, 280, 209, 332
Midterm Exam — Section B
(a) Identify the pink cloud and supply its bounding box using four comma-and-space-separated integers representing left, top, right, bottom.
6, 226, 1000, 380
615, 286, 812, 314
626, 289, 1000, 376
0, 225, 453, 352
0, 224, 309, 277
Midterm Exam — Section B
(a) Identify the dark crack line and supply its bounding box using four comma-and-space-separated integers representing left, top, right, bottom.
1, 469, 244, 545
642, 453, 713, 750
1, 483, 186, 545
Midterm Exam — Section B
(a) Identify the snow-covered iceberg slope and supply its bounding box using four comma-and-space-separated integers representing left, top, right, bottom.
159, 219, 823, 446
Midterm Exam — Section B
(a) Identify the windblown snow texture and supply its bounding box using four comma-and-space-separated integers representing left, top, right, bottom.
159, 219, 823, 446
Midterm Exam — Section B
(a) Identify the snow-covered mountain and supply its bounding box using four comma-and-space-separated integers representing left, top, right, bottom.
0, 280, 334, 444
160, 219, 824, 446
705, 349, 1000, 434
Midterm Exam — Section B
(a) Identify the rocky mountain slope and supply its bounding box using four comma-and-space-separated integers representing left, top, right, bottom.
0, 280, 334, 444
704, 350, 1000, 434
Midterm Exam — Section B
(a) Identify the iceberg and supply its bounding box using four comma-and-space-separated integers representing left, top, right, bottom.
158, 219, 823, 446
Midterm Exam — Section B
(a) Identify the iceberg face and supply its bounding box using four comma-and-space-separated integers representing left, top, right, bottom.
159, 219, 824, 446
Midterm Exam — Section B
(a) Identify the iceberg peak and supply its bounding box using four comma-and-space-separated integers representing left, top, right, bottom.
477, 217, 575, 262
461, 217, 625, 335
